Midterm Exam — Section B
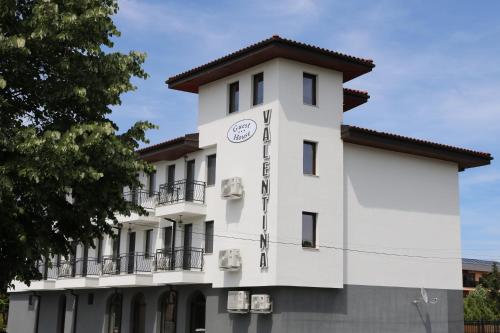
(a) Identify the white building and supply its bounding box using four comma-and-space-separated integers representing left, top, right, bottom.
8, 36, 493, 333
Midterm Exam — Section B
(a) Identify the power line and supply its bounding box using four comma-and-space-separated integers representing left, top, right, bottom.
116, 220, 500, 262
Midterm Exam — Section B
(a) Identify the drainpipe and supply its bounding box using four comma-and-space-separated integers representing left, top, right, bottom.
69, 290, 78, 333
33, 292, 41, 333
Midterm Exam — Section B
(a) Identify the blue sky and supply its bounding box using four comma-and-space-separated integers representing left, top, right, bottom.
110, 0, 500, 260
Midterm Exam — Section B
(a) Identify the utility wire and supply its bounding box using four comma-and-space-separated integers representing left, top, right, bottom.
116, 220, 500, 262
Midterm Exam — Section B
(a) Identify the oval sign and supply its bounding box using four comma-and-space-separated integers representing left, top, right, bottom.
227, 119, 257, 143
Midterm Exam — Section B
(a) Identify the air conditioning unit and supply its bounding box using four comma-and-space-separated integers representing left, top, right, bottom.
250, 294, 272, 314
227, 291, 250, 313
219, 249, 242, 271
221, 177, 243, 199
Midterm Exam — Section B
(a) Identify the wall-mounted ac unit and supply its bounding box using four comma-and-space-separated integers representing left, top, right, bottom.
227, 291, 250, 313
221, 177, 243, 199
250, 294, 273, 314
219, 249, 242, 271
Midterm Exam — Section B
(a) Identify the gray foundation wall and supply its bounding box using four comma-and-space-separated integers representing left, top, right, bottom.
8, 284, 463, 333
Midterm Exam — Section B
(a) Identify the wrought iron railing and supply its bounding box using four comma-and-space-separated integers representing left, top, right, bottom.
101, 253, 154, 275
35, 260, 58, 280
154, 247, 204, 271
158, 180, 206, 205
123, 189, 158, 210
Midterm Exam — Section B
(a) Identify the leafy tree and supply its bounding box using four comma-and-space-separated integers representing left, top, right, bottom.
0, 292, 7, 331
464, 286, 498, 321
479, 263, 500, 314
0, 0, 154, 291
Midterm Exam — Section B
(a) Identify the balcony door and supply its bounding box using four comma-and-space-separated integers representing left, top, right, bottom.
185, 160, 195, 201
183, 224, 192, 270
128, 232, 136, 274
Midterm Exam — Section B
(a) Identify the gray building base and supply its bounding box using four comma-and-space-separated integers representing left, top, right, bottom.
8, 284, 463, 333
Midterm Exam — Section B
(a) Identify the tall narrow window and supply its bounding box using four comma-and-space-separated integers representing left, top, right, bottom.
229, 81, 239, 113
164, 226, 173, 250
253, 72, 264, 106
148, 171, 156, 197
303, 141, 317, 175
107, 293, 122, 333
205, 221, 214, 254
303, 73, 317, 105
302, 212, 317, 248
145, 229, 153, 257
167, 165, 175, 185
206, 154, 216, 186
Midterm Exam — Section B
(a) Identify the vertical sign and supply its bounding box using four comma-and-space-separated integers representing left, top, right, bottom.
260, 109, 271, 269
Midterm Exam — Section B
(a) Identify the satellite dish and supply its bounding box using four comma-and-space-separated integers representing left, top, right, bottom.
420, 288, 429, 304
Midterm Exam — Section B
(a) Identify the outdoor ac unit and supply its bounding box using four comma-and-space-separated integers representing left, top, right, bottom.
250, 294, 272, 314
227, 291, 250, 313
219, 249, 242, 271
221, 177, 243, 199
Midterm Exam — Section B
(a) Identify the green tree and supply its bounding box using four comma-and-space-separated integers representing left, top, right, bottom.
479, 263, 500, 315
0, 0, 154, 291
464, 286, 498, 321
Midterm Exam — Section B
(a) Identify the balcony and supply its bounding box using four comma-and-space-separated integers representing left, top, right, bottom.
54, 258, 100, 289
152, 247, 205, 285
118, 189, 160, 224
155, 180, 206, 218
99, 253, 154, 287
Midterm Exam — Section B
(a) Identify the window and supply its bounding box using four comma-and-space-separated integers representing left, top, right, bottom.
253, 72, 264, 106
302, 212, 317, 248
205, 221, 214, 254
107, 293, 122, 333
303, 141, 317, 175
229, 81, 239, 113
148, 171, 156, 197
303, 73, 317, 105
145, 229, 153, 257
167, 165, 175, 185
159, 291, 177, 333
206, 154, 216, 186
164, 226, 173, 250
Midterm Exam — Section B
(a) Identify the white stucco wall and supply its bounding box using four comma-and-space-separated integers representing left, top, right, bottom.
343, 143, 462, 290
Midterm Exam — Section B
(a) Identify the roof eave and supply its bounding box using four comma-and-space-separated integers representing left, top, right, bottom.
167, 38, 375, 93
341, 125, 493, 170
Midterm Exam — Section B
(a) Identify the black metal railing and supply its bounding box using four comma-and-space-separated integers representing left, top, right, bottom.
465, 321, 500, 333
57, 259, 76, 278
75, 258, 101, 277
158, 180, 206, 205
35, 260, 58, 280
101, 253, 154, 275
123, 189, 158, 210
154, 247, 204, 271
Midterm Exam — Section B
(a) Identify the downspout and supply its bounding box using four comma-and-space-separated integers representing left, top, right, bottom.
33, 292, 41, 333
69, 290, 78, 333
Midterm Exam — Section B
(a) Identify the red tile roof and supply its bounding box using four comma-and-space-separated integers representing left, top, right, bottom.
167, 35, 375, 93
341, 125, 493, 170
